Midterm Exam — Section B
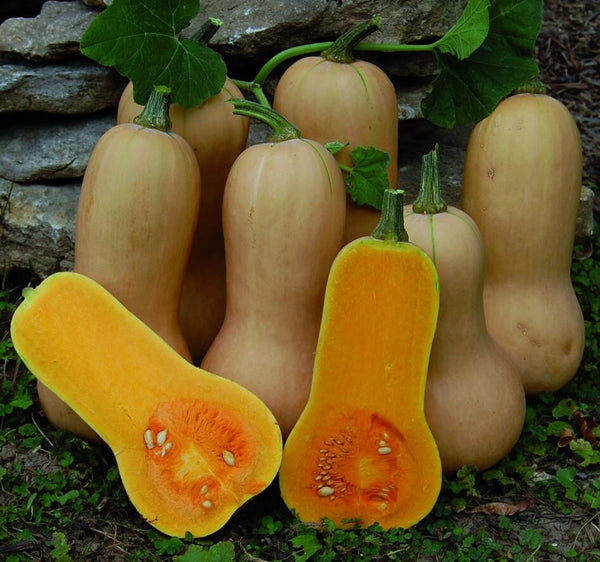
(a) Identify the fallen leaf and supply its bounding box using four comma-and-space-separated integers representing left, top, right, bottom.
469, 499, 532, 516
573, 411, 598, 445
558, 427, 576, 448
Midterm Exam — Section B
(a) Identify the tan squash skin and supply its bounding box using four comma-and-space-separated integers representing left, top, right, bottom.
201, 138, 346, 438
273, 56, 398, 242
118, 79, 250, 363
461, 93, 585, 394
404, 206, 526, 472
38, 121, 201, 442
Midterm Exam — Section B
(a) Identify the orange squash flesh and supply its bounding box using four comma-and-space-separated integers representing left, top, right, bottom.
11, 272, 282, 538
279, 198, 441, 529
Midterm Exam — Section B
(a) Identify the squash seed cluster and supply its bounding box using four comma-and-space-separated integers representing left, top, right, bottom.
312, 413, 402, 513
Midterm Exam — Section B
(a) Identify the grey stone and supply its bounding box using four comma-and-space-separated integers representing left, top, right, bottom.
0, 1, 98, 61
0, 111, 115, 182
0, 148, 595, 279
187, 0, 467, 79
80, 0, 111, 7
0, 179, 78, 275
0, 61, 126, 114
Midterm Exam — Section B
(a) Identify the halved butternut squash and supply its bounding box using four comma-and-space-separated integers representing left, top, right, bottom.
10, 272, 282, 538
279, 189, 441, 529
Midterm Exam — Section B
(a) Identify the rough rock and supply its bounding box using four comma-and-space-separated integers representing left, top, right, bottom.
0, 139, 595, 278
0, 0, 595, 279
0, 1, 98, 61
0, 180, 79, 274
189, 0, 467, 79
0, 61, 126, 114
0, 110, 115, 182
80, 0, 111, 7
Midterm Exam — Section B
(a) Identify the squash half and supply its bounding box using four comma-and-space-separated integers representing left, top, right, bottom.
279, 190, 442, 529
11, 272, 282, 538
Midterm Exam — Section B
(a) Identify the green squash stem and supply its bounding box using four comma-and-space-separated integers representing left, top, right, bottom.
372, 188, 409, 242
412, 144, 447, 215
321, 16, 381, 64
133, 86, 172, 132
191, 17, 223, 44
227, 99, 301, 142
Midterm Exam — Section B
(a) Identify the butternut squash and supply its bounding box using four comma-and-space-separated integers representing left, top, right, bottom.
117, 78, 250, 363
200, 101, 346, 439
279, 189, 441, 529
404, 145, 526, 472
37, 88, 201, 442
461, 93, 585, 394
272, 17, 398, 243
11, 272, 282, 538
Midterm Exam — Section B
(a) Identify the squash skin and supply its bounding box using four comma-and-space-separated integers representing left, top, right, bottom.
272, 56, 398, 242
200, 138, 346, 439
37, 120, 201, 442
117, 79, 250, 363
461, 93, 585, 394
279, 235, 441, 529
404, 206, 526, 472
11, 272, 282, 538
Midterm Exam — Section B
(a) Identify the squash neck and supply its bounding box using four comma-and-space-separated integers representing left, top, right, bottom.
412, 144, 447, 215
372, 188, 409, 242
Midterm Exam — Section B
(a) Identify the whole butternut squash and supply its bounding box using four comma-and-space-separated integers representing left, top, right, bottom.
461, 93, 585, 394
37, 87, 201, 442
200, 101, 346, 438
11, 272, 282, 538
117, 78, 249, 363
272, 17, 398, 242
279, 188, 441, 529
404, 145, 526, 472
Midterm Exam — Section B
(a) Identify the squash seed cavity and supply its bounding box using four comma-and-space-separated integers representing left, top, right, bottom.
145, 399, 261, 510
311, 410, 405, 513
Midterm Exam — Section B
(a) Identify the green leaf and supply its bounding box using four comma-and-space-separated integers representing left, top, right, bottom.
345, 146, 390, 210
80, 0, 227, 108
519, 528, 543, 550
324, 141, 348, 156
291, 531, 323, 562
556, 467, 577, 488
434, 0, 490, 60
422, 0, 543, 128
174, 541, 235, 562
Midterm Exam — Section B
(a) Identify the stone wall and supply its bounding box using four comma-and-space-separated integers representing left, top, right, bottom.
0, 0, 595, 276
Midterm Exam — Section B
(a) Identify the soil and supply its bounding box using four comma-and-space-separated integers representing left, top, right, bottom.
537, 0, 600, 211
1, 1, 599, 560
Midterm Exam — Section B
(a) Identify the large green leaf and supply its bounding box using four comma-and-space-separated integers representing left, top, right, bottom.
422, 0, 543, 128
344, 146, 391, 210
80, 0, 226, 108
434, 0, 490, 60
